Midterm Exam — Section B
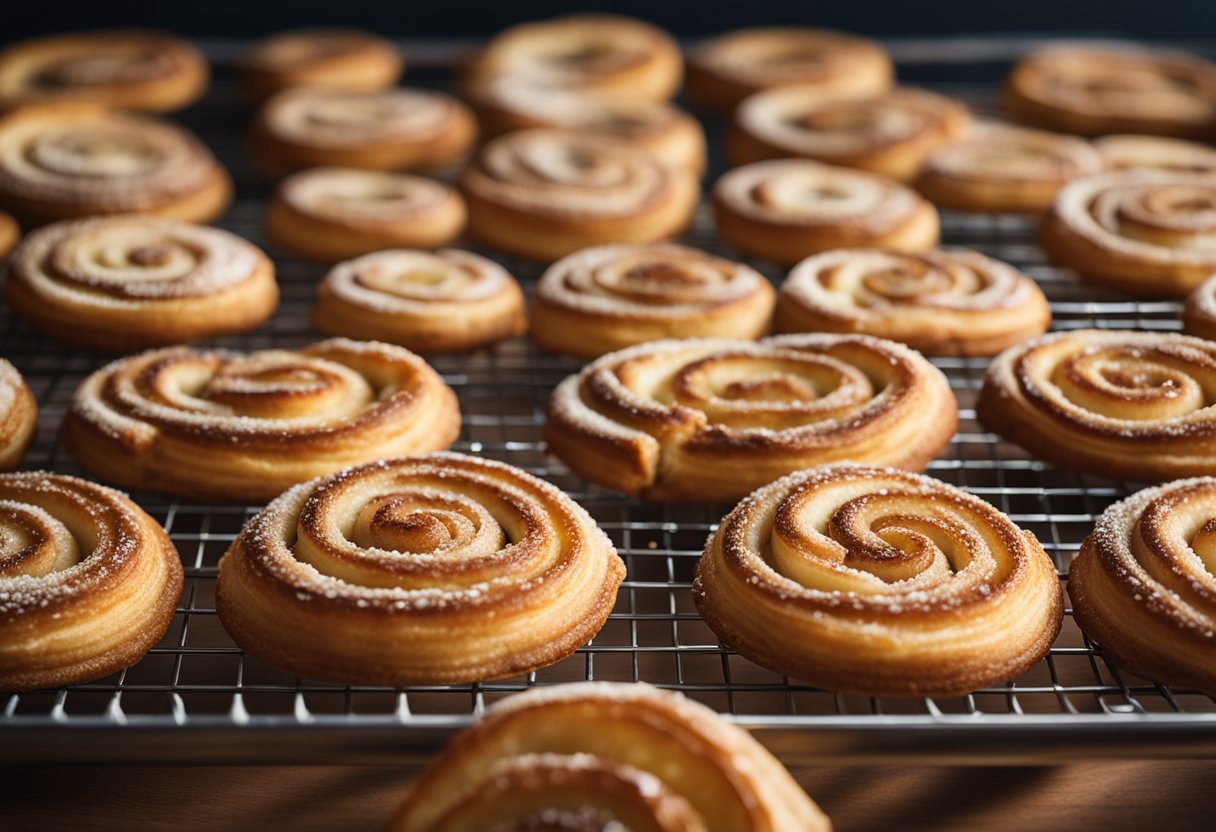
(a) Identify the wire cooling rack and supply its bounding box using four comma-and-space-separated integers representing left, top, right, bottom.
3, 38, 1216, 765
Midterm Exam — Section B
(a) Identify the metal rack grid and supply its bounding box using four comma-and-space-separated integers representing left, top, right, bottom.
4, 39, 1216, 765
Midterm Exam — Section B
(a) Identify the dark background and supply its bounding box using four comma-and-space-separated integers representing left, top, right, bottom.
1, 0, 1212, 40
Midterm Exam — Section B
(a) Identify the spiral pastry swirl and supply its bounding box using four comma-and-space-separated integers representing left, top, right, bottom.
464, 15, 682, 102
237, 29, 402, 101
266, 167, 466, 262
546, 334, 957, 503
0, 472, 182, 692
1040, 170, 1216, 296
0, 30, 208, 113
7, 216, 277, 350
216, 454, 624, 685
469, 77, 707, 173
0, 103, 230, 225
1070, 478, 1216, 692
978, 329, 1216, 482
687, 27, 893, 113
916, 122, 1104, 213
776, 248, 1051, 356
462, 128, 699, 261
729, 87, 971, 181
713, 159, 939, 266
1005, 45, 1216, 138
0, 360, 37, 471
391, 683, 830, 832
314, 249, 526, 353
1094, 134, 1216, 174
252, 86, 476, 174
695, 464, 1063, 695
61, 338, 460, 502
531, 243, 775, 359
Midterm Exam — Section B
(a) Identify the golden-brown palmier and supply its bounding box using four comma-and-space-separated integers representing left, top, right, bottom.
0, 472, 182, 692
469, 77, 706, 173
0, 209, 17, 260
695, 464, 1063, 696
1183, 275, 1216, 341
0, 359, 37, 471
0, 30, 207, 113
7, 216, 277, 351
251, 86, 476, 175
1070, 478, 1216, 692
265, 167, 466, 262
464, 15, 682, 103
545, 334, 957, 503
461, 128, 699, 262
61, 339, 460, 502
237, 29, 402, 102
1094, 134, 1216, 173
1039, 169, 1216, 296
313, 249, 526, 353
776, 248, 1050, 356
530, 243, 775, 359
0, 103, 231, 225
728, 87, 971, 181
216, 453, 624, 685
916, 122, 1104, 213
687, 27, 893, 114
978, 329, 1216, 482
391, 682, 830, 832
1005, 45, 1216, 138
713, 159, 939, 265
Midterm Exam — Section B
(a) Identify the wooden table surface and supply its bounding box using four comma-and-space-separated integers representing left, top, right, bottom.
5, 761, 1214, 830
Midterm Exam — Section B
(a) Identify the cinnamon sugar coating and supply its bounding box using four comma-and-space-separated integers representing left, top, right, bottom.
695, 464, 1063, 696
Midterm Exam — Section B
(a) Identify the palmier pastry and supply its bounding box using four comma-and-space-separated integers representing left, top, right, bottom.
1005, 45, 1216, 138
1039, 169, 1216, 296
546, 334, 957, 502
461, 128, 699, 262
464, 15, 682, 103
728, 87, 971, 181
776, 248, 1050, 356
265, 167, 466, 262
1183, 276, 1216, 341
216, 453, 625, 685
7, 216, 277, 351
916, 122, 1104, 213
251, 86, 476, 175
469, 78, 706, 173
1094, 134, 1216, 173
1069, 478, 1216, 692
390, 682, 830, 831
237, 29, 402, 102
0, 30, 207, 113
313, 249, 526, 353
0, 359, 37, 470
978, 329, 1216, 482
695, 464, 1063, 696
713, 159, 939, 265
61, 339, 460, 502
0, 209, 17, 260
531, 243, 775, 359
0, 472, 182, 692
687, 27, 893, 113
0, 103, 231, 225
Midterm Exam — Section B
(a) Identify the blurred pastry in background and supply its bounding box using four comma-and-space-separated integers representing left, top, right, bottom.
1094, 133, 1216, 173
0, 30, 207, 113
237, 29, 402, 102
687, 26, 892, 113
